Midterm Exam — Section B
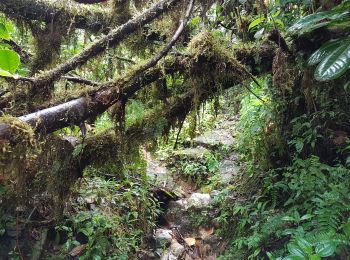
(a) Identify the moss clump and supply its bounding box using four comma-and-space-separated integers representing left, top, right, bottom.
187, 31, 244, 70
0, 115, 36, 165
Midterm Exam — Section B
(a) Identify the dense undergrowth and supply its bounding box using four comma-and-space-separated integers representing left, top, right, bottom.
214, 77, 350, 259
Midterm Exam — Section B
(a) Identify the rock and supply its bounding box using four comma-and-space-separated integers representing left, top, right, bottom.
170, 240, 185, 257
154, 228, 173, 248
138, 250, 158, 260
193, 129, 234, 148
173, 147, 209, 160
160, 251, 177, 260
164, 200, 195, 235
187, 193, 211, 208
218, 159, 240, 183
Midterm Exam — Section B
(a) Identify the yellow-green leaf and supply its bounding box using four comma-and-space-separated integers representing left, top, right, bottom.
0, 49, 20, 73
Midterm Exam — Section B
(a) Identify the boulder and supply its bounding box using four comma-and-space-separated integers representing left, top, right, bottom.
187, 193, 211, 208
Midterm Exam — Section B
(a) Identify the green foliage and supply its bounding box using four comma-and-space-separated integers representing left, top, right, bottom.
236, 76, 282, 171
289, 1, 350, 81
216, 156, 350, 259
0, 18, 20, 77
248, 11, 285, 39
288, 1, 350, 36
54, 176, 160, 259
174, 151, 220, 187
0, 49, 19, 74
125, 99, 146, 129
308, 36, 350, 81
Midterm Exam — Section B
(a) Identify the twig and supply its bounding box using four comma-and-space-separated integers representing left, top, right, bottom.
114, 55, 136, 64
241, 66, 266, 103
134, 0, 195, 73
174, 116, 185, 149
2, 39, 32, 63
63, 76, 100, 86
243, 83, 265, 103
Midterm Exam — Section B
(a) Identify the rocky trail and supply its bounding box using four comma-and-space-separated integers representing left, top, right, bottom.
139, 115, 241, 259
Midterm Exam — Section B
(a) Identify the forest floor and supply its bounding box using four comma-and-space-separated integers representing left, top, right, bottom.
139, 113, 241, 259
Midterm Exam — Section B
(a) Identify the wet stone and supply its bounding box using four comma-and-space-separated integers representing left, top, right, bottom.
187, 193, 211, 208
218, 159, 240, 183
173, 147, 210, 160
154, 228, 173, 248
193, 129, 234, 148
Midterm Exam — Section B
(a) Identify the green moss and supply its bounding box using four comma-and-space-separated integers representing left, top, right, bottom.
187, 31, 244, 69
0, 115, 36, 163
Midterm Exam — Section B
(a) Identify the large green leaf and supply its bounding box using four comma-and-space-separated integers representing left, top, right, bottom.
0, 49, 20, 74
308, 39, 343, 66
248, 17, 265, 31
0, 23, 10, 41
287, 243, 306, 257
282, 256, 305, 260
315, 241, 337, 257
0, 68, 13, 77
314, 39, 350, 81
296, 238, 313, 255
288, 2, 350, 35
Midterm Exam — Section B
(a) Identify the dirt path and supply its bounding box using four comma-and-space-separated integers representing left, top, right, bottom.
139, 116, 240, 259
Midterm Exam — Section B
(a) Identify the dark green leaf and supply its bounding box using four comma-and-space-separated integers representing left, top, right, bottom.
315, 241, 336, 257
288, 242, 306, 257
283, 256, 306, 260
308, 39, 343, 66
315, 39, 350, 81
296, 237, 313, 255
288, 3, 350, 35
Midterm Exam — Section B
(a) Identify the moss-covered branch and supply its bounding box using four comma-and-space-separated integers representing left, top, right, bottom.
0, 0, 110, 33
29, 0, 180, 93
0, 32, 275, 141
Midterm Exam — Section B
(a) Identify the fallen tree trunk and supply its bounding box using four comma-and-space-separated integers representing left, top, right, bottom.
0, 68, 162, 139
0, 40, 275, 140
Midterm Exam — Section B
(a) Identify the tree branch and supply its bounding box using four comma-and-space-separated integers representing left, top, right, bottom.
0, 0, 110, 33
74, 0, 108, 3
0, 37, 275, 141
30, 0, 180, 92
62, 76, 100, 86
